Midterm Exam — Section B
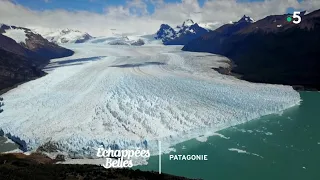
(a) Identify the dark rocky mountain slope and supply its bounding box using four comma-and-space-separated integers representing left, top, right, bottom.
0, 47, 45, 91
183, 10, 320, 90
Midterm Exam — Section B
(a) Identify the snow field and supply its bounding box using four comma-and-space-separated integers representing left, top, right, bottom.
3, 28, 28, 44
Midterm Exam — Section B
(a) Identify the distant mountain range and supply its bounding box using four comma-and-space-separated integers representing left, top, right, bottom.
106, 36, 145, 46
155, 19, 211, 45
36, 28, 93, 44
0, 24, 74, 92
182, 10, 320, 90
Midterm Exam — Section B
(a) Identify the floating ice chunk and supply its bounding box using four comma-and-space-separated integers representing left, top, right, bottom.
196, 136, 208, 142
265, 132, 273, 136
229, 148, 248, 154
228, 148, 263, 158
212, 133, 230, 139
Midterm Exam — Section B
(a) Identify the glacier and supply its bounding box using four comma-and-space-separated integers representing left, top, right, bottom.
0, 40, 301, 159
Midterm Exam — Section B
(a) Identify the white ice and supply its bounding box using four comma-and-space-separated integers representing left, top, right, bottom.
212, 133, 230, 139
0, 41, 300, 158
196, 132, 229, 142
228, 148, 263, 158
3, 28, 27, 44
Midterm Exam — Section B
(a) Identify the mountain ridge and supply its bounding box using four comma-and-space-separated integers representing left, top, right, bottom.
39, 28, 93, 44
155, 19, 210, 45
182, 10, 320, 90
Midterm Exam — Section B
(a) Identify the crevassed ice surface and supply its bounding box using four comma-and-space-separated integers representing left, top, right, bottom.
0, 41, 301, 157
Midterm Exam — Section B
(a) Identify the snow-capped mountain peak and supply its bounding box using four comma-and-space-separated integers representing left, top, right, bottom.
238, 15, 255, 23
35, 28, 93, 44
154, 24, 176, 40
176, 20, 208, 36
155, 19, 210, 45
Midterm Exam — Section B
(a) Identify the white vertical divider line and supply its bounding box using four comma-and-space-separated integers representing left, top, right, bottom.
159, 140, 161, 174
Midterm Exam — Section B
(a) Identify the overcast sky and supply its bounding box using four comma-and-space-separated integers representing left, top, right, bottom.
0, 0, 320, 36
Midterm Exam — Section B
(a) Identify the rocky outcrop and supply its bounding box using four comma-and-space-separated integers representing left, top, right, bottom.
130, 39, 145, 46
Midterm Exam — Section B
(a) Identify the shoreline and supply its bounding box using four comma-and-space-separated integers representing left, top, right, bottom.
212, 64, 320, 91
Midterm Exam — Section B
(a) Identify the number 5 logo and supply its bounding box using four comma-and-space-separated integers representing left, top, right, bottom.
292, 11, 301, 24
